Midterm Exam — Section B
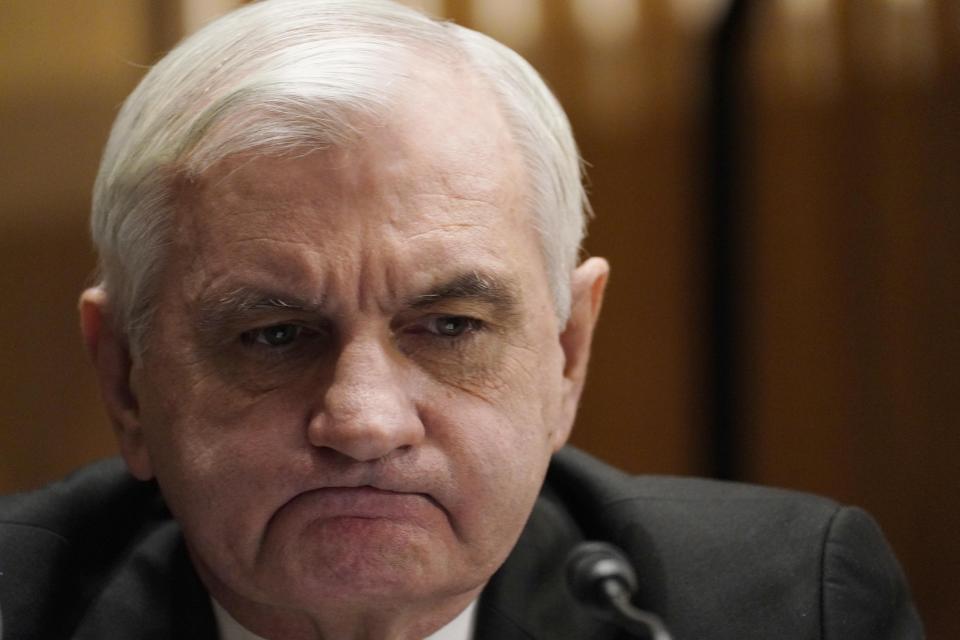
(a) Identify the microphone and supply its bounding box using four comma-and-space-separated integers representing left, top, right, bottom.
565, 541, 673, 640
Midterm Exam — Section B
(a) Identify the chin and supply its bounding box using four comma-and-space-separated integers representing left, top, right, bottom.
261, 518, 467, 605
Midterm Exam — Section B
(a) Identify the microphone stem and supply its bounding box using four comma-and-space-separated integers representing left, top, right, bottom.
604, 581, 674, 640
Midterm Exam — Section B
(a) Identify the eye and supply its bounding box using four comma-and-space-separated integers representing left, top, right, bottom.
424, 315, 481, 338
241, 323, 303, 347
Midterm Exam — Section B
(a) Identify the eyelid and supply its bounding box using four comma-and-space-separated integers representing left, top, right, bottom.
405, 314, 485, 336
239, 320, 330, 346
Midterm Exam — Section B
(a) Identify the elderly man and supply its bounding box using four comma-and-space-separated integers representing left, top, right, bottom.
0, 1, 921, 639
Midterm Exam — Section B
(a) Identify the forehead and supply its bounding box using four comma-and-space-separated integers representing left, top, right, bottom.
166, 66, 548, 307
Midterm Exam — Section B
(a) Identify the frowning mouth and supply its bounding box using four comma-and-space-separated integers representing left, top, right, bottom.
274, 485, 446, 526
256, 485, 454, 566
291, 485, 439, 521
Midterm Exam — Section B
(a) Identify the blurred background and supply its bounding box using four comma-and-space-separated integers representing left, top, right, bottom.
1, 0, 957, 637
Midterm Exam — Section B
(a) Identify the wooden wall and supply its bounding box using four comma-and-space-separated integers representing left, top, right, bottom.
742, 3, 960, 636
1, 1, 155, 491
1, 1, 956, 637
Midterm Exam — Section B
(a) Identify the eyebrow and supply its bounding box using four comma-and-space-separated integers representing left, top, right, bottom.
195, 270, 519, 328
196, 287, 326, 332
408, 271, 519, 314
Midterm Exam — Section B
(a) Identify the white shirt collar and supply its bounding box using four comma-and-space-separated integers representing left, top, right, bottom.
212, 599, 266, 640
212, 597, 477, 640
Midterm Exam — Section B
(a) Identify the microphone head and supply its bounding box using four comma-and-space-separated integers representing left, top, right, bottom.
565, 541, 639, 610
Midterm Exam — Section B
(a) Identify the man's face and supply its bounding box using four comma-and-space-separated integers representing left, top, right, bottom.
104, 69, 597, 620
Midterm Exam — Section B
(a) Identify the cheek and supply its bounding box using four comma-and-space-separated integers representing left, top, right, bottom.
146, 382, 307, 496
462, 340, 566, 518
442, 410, 553, 576
497, 334, 567, 439
136, 365, 311, 554
434, 330, 566, 484
139, 371, 267, 474
424, 381, 557, 540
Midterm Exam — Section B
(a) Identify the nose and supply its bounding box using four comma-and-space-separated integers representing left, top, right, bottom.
308, 335, 424, 461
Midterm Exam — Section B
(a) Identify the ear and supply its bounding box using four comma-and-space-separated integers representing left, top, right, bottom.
79, 287, 154, 480
552, 257, 609, 450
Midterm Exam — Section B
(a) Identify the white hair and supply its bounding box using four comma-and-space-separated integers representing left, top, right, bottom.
92, 0, 590, 352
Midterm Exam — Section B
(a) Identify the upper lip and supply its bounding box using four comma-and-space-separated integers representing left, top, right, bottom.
304, 458, 441, 495
270, 483, 450, 532
305, 483, 445, 510
279, 455, 453, 517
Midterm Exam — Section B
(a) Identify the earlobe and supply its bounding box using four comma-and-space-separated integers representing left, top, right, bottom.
79, 287, 154, 480
555, 257, 610, 448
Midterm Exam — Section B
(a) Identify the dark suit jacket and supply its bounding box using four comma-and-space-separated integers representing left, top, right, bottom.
0, 447, 922, 639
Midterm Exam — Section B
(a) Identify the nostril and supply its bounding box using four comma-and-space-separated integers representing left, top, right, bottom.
306, 402, 425, 463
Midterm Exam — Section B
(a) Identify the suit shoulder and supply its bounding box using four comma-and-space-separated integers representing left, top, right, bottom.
0, 457, 164, 539
0, 458, 174, 637
543, 447, 923, 639
820, 506, 924, 638
548, 446, 838, 520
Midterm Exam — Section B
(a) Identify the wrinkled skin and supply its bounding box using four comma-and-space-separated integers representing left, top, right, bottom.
82, 65, 608, 639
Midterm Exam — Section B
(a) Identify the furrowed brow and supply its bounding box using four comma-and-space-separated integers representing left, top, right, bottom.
409, 272, 519, 314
